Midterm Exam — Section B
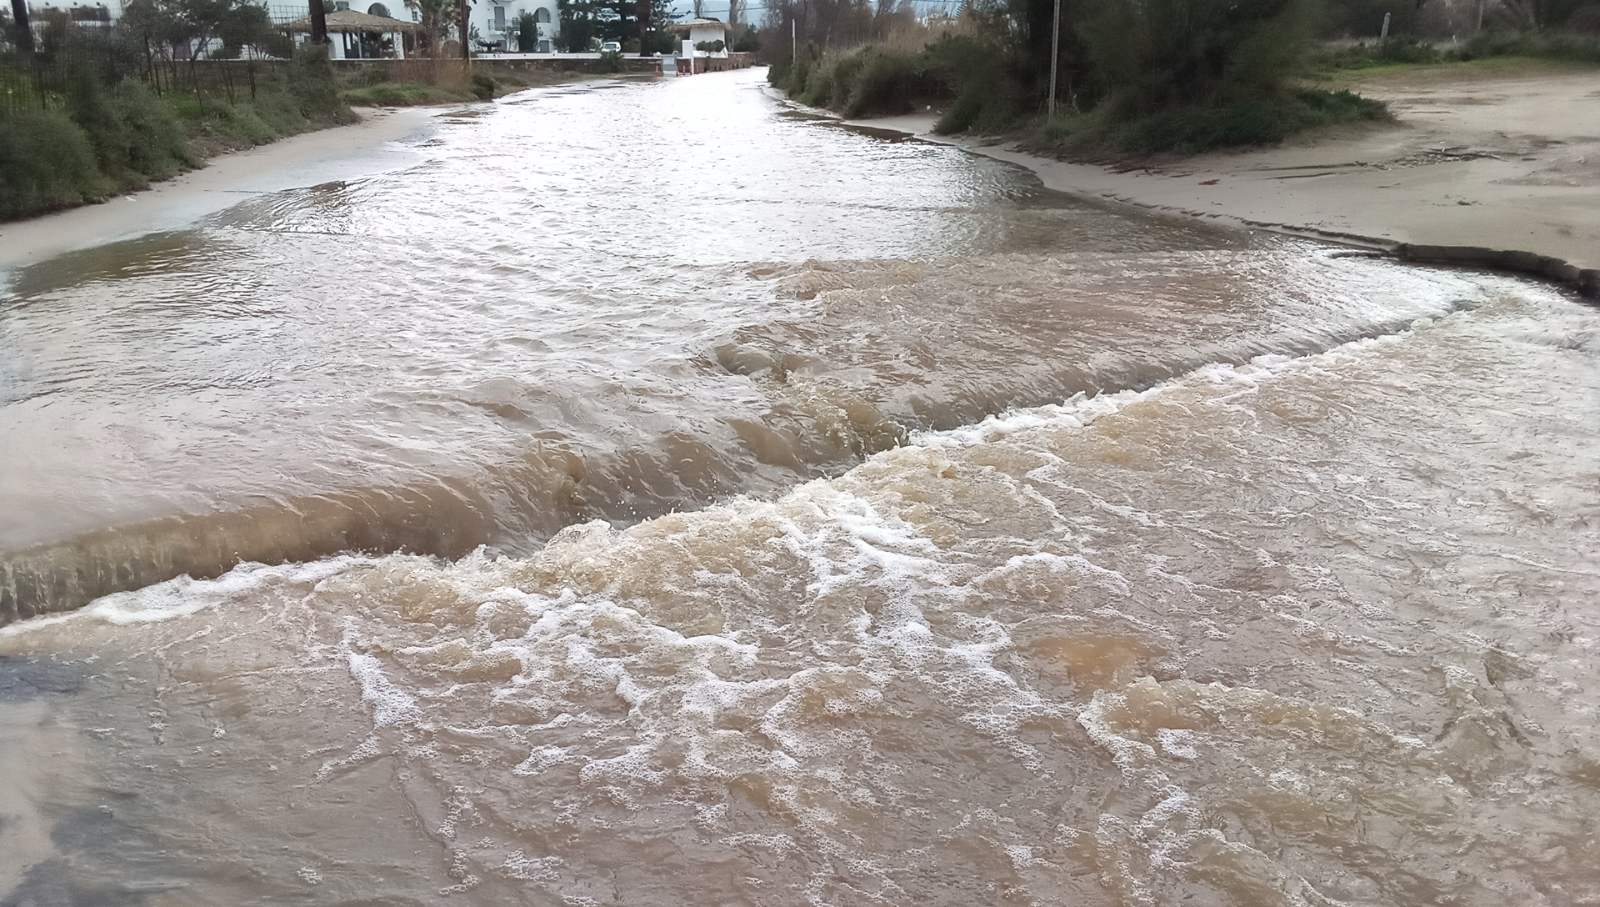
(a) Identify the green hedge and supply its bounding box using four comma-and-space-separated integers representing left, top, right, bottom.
0, 108, 108, 218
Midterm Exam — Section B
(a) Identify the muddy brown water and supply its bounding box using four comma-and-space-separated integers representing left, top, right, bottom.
2, 71, 1598, 905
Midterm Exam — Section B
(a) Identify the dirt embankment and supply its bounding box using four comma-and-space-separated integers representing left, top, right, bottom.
859, 66, 1600, 298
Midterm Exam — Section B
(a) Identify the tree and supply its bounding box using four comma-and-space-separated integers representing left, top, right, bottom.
596, 0, 634, 42
1320, 0, 1426, 36
730, 23, 759, 50
8, 0, 32, 55
217, 1, 270, 56
1495, 0, 1590, 28
405, 0, 459, 53
516, 8, 538, 49
1079, 0, 1320, 113
118, 0, 278, 61
640, 0, 672, 53
557, 0, 599, 49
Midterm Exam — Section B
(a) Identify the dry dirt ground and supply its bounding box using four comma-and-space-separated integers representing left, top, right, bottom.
863, 63, 1600, 291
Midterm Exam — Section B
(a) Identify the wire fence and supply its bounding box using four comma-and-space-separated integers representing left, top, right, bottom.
0, 5, 353, 117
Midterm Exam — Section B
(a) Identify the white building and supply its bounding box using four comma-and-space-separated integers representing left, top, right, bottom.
16, 0, 564, 56
466, 0, 559, 53
15, 0, 121, 23
667, 17, 727, 56
287, 7, 420, 59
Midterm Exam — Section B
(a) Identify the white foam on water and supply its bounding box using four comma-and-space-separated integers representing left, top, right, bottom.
340, 622, 422, 729
0, 556, 375, 639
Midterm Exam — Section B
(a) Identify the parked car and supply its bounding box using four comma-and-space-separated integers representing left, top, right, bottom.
599, 41, 622, 54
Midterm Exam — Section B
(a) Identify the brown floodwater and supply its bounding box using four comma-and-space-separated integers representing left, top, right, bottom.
2, 70, 1598, 906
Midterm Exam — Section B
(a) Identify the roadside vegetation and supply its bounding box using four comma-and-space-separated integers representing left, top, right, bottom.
1312, 28, 1600, 73
762, 0, 1600, 157
1, 46, 351, 220
1, 0, 354, 220
337, 61, 603, 107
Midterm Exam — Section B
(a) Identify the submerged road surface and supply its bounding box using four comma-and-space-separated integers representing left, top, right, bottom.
2, 70, 1598, 905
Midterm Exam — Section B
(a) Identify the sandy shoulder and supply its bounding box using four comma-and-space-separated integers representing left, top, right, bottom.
0, 106, 438, 271
849, 70, 1600, 293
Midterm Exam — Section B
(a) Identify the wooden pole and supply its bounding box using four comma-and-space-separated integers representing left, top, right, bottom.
310, 0, 329, 45
459, 0, 470, 60
9, 0, 33, 56
1047, 0, 1060, 119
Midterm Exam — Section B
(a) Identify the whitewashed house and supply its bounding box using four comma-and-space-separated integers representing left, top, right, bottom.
667, 17, 727, 57
466, 0, 558, 53
287, 7, 420, 59
17, 0, 123, 21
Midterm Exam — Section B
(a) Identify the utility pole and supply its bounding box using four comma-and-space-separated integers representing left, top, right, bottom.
9, 0, 32, 57
459, 0, 470, 60
1047, 0, 1061, 119
310, 0, 328, 45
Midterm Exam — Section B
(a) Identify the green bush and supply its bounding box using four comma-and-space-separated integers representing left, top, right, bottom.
599, 50, 624, 73
774, 33, 1033, 135
516, 9, 539, 51
1374, 36, 1442, 64
1031, 88, 1388, 156
288, 44, 355, 123
341, 82, 451, 105
924, 34, 1025, 134
1457, 29, 1600, 62
0, 108, 108, 218
799, 56, 835, 106
64, 69, 191, 189
1080, 0, 1321, 114
842, 48, 920, 118
934, 82, 1028, 134
783, 53, 813, 96
114, 81, 192, 177
827, 50, 866, 109
786, 46, 933, 118
65, 67, 133, 181
470, 72, 497, 99
732, 27, 759, 52
246, 84, 314, 133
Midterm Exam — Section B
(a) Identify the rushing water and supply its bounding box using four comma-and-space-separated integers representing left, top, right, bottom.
3, 70, 1599, 905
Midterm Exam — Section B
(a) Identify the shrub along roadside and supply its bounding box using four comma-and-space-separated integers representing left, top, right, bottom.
0, 109, 108, 218
0, 46, 353, 221
336, 65, 591, 107
772, 35, 1025, 126
1025, 89, 1389, 157
770, 0, 1402, 157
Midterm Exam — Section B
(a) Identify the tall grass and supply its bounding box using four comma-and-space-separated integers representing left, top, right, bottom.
782, 34, 1023, 126
773, 0, 1369, 152
1313, 29, 1600, 70
1028, 89, 1388, 157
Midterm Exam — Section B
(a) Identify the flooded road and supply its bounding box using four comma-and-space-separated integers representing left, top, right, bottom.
2, 70, 1599, 905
